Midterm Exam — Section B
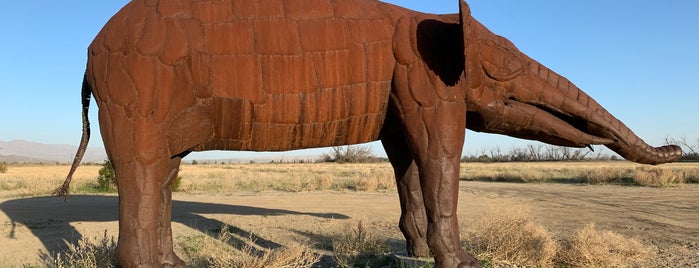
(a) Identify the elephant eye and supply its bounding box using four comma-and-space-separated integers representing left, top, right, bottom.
479, 38, 524, 82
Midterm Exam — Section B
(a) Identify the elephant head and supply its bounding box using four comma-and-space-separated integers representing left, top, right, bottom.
457, 1, 681, 165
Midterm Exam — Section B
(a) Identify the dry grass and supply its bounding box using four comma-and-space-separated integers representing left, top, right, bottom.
462, 205, 559, 267
177, 163, 395, 193
332, 220, 392, 267
462, 204, 656, 268
3, 162, 691, 267
632, 166, 685, 186
177, 225, 320, 268
558, 223, 654, 267
52, 231, 118, 268
460, 161, 699, 186
0, 164, 102, 198
1, 162, 696, 199
46, 226, 319, 268
43, 218, 657, 268
0, 163, 395, 198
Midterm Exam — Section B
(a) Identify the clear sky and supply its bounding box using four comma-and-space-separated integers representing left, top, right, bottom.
1, 1, 697, 160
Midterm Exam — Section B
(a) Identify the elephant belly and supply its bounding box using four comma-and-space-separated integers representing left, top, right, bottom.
202, 80, 391, 152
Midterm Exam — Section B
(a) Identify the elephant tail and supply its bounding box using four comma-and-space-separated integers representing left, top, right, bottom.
54, 74, 92, 198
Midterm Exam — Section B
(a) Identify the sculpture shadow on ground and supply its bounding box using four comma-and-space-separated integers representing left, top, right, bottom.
0, 195, 349, 258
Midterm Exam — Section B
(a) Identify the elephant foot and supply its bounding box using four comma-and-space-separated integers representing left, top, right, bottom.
434, 250, 481, 268
457, 256, 481, 268
408, 239, 431, 258
162, 251, 186, 268
116, 258, 185, 268
116, 249, 185, 268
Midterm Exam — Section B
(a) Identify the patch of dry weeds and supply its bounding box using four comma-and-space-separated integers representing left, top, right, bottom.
558, 223, 653, 267
51, 231, 118, 268
177, 224, 320, 268
332, 220, 392, 267
462, 205, 558, 267
462, 204, 655, 268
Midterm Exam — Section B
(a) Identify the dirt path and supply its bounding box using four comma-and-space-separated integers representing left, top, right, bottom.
1, 182, 697, 266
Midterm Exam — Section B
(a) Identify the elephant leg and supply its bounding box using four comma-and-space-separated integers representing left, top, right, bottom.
380, 114, 430, 258
400, 102, 479, 268
114, 158, 184, 267
104, 113, 184, 267
158, 156, 186, 266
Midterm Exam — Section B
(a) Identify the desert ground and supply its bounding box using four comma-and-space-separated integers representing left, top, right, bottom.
0, 162, 697, 267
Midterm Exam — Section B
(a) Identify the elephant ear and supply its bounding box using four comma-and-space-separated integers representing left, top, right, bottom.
460, 0, 524, 83
459, 0, 482, 89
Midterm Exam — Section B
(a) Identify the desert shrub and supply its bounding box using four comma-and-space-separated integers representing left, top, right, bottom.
558, 223, 653, 267
0, 162, 7, 173
96, 161, 116, 192
332, 220, 392, 267
462, 205, 558, 267
344, 169, 395, 191
96, 160, 182, 192
319, 145, 381, 163
681, 168, 699, 183
171, 176, 183, 192
178, 225, 319, 268
633, 166, 683, 186
53, 231, 118, 268
579, 167, 632, 184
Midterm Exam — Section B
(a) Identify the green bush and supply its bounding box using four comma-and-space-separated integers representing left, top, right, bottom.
171, 176, 183, 192
0, 161, 7, 173
97, 161, 116, 192
96, 161, 182, 192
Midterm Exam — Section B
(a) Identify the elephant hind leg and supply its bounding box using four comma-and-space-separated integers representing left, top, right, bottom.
113, 154, 185, 267
104, 114, 185, 267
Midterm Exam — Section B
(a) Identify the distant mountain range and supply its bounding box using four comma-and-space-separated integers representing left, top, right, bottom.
0, 140, 107, 164
0, 140, 326, 164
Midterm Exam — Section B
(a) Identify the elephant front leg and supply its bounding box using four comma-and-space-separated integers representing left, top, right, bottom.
401, 102, 480, 268
105, 116, 185, 268
380, 116, 430, 258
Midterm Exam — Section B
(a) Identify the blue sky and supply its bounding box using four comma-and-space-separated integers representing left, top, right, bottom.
1, 1, 697, 159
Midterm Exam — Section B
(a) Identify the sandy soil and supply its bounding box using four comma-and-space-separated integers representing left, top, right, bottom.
1, 181, 697, 267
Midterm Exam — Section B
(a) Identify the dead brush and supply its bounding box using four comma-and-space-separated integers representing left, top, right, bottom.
461, 205, 558, 267
579, 167, 631, 184
332, 220, 392, 267
177, 225, 319, 268
557, 223, 653, 267
633, 166, 683, 186
344, 169, 395, 191
52, 231, 118, 268
680, 168, 699, 183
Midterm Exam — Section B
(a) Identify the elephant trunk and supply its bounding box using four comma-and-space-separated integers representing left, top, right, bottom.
521, 59, 682, 165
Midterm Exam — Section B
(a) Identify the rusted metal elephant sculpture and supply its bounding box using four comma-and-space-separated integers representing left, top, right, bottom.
58, 0, 681, 267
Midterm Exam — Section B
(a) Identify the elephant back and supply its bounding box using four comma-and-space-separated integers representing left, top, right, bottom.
87, 0, 412, 151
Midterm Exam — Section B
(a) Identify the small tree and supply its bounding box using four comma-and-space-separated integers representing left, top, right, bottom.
319, 145, 377, 163
666, 136, 699, 161
97, 161, 117, 192
96, 160, 182, 192
0, 161, 7, 173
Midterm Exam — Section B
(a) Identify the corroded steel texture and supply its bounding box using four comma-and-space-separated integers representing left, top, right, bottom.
59, 0, 681, 267
88, 0, 403, 153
